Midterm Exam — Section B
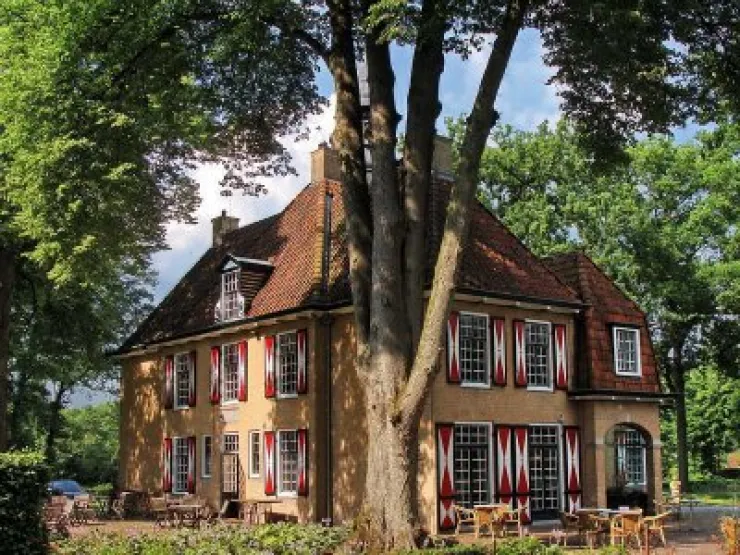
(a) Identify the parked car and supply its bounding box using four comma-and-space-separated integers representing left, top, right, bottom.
48, 480, 87, 499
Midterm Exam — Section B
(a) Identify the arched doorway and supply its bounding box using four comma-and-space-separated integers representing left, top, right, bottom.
605, 424, 652, 511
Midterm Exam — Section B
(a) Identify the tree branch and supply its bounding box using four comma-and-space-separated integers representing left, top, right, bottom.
396, 0, 528, 424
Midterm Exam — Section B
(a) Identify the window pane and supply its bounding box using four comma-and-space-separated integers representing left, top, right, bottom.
222, 344, 240, 402
529, 426, 560, 513
278, 333, 298, 396
174, 439, 189, 493
453, 424, 490, 508
222, 271, 241, 320
250, 432, 261, 477
459, 314, 488, 385
203, 437, 212, 477
615, 328, 639, 375
526, 322, 551, 388
224, 433, 239, 453
279, 431, 299, 494
615, 429, 646, 485
175, 354, 190, 408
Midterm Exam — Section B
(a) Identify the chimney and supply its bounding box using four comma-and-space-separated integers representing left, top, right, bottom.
211, 210, 239, 247
311, 143, 342, 183
432, 135, 454, 178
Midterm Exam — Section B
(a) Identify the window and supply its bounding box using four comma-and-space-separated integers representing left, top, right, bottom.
221, 270, 241, 321
615, 428, 647, 486
526, 321, 552, 389
613, 327, 641, 376
249, 431, 261, 478
202, 436, 213, 478
224, 433, 239, 453
277, 332, 298, 397
277, 430, 299, 496
529, 426, 560, 515
459, 313, 489, 386
222, 343, 239, 403
173, 438, 189, 493
222, 433, 239, 496
174, 353, 191, 409
453, 423, 490, 508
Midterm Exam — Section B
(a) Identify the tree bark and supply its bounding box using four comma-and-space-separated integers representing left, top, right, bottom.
0, 246, 16, 452
672, 361, 690, 489
46, 385, 67, 465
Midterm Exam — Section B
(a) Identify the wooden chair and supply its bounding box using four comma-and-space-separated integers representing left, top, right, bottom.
70, 495, 95, 525
500, 506, 523, 538
643, 511, 671, 547
610, 511, 643, 549
559, 511, 582, 546
453, 505, 477, 536
585, 514, 610, 549
44, 498, 70, 538
150, 496, 171, 527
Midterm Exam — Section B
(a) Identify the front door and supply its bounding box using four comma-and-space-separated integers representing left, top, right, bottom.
221, 433, 240, 514
529, 426, 560, 519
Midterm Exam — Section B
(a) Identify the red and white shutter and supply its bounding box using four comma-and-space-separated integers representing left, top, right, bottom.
163, 356, 174, 409
436, 424, 456, 530
447, 312, 461, 383
210, 346, 221, 404
264, 431, 276, 495
238, 340, 248, 402
513, 426, 531, 523
513, 320, 527, 387
554, 324, 568, 390
188, 351, 197, 407
297, 329, 308, 394
563, 426, 582, 512
264, 336, 276, 398
162, 437, 172, 492
492, 318, 507, 386
494, 426, 514, 508
297, 428, 308, 496
187, 436, 196, 494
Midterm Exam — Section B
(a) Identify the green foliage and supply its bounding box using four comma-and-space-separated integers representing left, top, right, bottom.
56, 523, 350, 555
0, 451, 50, 555
55, 401, 119, 486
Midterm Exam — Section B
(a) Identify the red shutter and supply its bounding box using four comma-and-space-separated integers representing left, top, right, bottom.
436, 424, 455, 530
494, 426, 513, 508
513, 426, 531, 523
187, 436, 196, 494
554, 324, 568, 390
447, 312, 461, 383
297, 330, 308, 394
210, 346, 221, 404
563, 426, 582, 512
188, 351, 197, 407
264, 431, 276, 495
492, 318, 507, 386
238, 340, 248, 401
297, 428, 308, 496
513, 320, 527, 387
264, 336, 276, 398
162, 437, 172, 492
163, 356, 174, 409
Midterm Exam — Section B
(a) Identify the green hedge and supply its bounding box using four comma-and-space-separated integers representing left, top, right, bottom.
0, 451, 50, 554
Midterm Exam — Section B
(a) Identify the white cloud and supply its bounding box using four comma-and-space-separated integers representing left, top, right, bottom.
152, 95, 337, 301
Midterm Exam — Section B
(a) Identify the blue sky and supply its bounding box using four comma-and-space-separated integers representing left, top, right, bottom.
151, 30, 561, 303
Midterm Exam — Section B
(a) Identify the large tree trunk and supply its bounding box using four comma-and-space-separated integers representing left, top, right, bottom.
0, 246, 16, 452
672, 362, 690, 489
45, 385, 67, 466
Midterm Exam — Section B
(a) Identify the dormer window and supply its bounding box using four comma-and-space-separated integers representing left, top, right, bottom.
221, 270, 241, 321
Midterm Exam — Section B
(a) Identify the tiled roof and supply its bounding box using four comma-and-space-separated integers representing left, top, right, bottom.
120, 179, 581, 351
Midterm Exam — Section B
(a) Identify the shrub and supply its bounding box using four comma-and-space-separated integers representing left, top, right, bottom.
396, 537, 565, 555
0, 451, 50, 554
56, 522, 350, 555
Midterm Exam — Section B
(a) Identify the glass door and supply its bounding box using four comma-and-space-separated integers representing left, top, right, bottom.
529, 426, 560, 519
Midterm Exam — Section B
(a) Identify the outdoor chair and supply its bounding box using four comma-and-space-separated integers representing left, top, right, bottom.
585, 514, 609, 549
150, 496, 170, 527
453, 504, 477, 536
70, 496, 95, 525
643, 511, 672, 547
720, 517, 739, 555
500, 506, 523, 538
610, 512, 643, 549
44, 497, 70, 538
558, 511, 582, 546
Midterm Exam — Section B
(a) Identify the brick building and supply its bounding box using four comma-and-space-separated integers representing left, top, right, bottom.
116, 142, 671, 532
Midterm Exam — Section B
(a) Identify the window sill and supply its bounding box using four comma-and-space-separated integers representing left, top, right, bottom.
276, 393, 299, 400
527, 386, 554, 393
220, 401, 240, 409
460, 382, 491, 389
615, 371, 643, 379
248, 473, 260, 480
173, 405, 190, 411
278, 491, 298, 498
202, 475, 211, 480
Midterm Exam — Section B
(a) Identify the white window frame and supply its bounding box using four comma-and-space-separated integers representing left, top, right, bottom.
276, 429, 299, 497
221, 269, 241, 321
528, 423, 563, 514
612, 326, 642, 377
172, 437, 189, 494
458, 312, 491, 388
248, 430, 261, 478
525, 320, 553, 392
202, 435, 212, 478
223, 432, 239, 453
452, 422, 493, 507
173, 352, 191, 410
221, 342, 240, 405
615, 429, 647, 487
276, 332, 299, 399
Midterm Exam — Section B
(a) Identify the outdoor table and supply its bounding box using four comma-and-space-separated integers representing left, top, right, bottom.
167, 503, 205, 528
473, 504, 509, 537
237, 498, 283, 525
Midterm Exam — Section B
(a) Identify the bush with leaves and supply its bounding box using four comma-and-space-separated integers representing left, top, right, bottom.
0, 451, 50, 555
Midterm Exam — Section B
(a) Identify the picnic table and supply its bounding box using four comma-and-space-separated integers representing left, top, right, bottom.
236, 498, 283, 525
167, 503, 207, 528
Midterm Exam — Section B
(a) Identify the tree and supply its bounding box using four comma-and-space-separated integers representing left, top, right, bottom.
474, 120, 740, 490
3, 0, 740, 546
